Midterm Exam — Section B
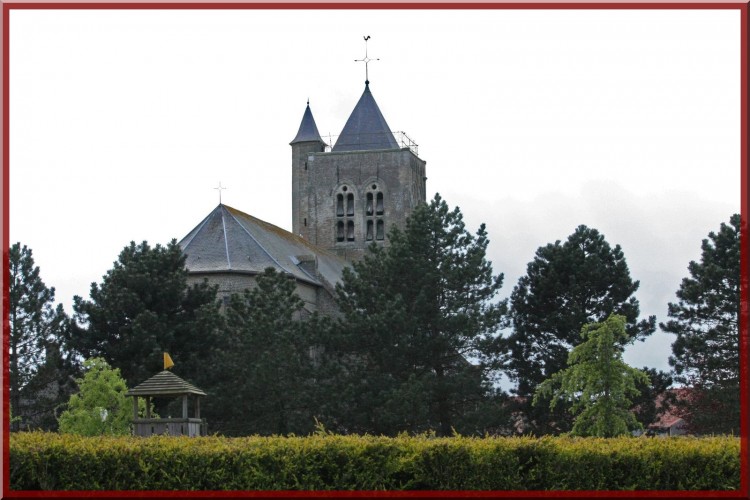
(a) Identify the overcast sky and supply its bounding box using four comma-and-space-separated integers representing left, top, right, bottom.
8, 8, 741, 379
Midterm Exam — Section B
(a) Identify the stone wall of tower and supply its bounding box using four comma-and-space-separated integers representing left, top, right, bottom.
298, 147, 427, 261
291, 140, 326, 239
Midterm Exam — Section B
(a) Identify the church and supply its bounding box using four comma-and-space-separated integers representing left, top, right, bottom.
177, 77, 427, 314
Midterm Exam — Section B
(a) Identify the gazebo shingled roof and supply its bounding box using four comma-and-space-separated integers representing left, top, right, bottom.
126, 370, 206, 397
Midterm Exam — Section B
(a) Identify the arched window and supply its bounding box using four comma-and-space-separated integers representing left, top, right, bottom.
335, 186, 356, 243
365, 184, 386, 244
336, 194, 344, 217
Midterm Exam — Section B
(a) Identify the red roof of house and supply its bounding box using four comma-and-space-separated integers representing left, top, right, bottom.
648, 388, 692, 430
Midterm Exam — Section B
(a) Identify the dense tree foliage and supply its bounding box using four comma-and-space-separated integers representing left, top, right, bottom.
8, 243, 77, 431
327, 194, 508, 436
58, 357, 151, 436
67, 240, 222, 392
533, 315, 649, 437
505, 225, 655, 434
661, 214, 741, 435
206, 268, 321, 436
630, 368, 673, 430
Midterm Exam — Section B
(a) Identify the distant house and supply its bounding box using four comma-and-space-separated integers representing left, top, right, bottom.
647, 411, 687, 437
640, 388, 692, 437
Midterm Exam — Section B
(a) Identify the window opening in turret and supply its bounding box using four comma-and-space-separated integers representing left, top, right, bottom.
347, 221, 355, 241
366, 220, 374, 241
366, 193, 374, 215
346, 194, 354, 216
376, 193, 384, 215
337, 221, 345, 242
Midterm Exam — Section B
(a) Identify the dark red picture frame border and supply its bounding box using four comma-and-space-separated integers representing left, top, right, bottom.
1, 2, 747, 498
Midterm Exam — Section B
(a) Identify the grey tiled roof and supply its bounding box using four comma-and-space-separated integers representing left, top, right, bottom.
178, 204, 347, 289
126, 370, 206, 397
332, 83, 399, 152
290, 102, 325, 145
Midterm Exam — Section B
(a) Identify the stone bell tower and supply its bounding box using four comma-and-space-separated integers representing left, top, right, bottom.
290, 80, 426, 262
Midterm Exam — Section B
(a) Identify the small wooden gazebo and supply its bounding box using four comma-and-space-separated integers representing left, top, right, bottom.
126, 370, 207, 437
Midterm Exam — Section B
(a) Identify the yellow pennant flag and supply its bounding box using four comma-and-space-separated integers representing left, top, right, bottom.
164, 352, 175, 370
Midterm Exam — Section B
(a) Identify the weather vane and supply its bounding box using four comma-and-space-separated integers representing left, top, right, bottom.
355, 35, 379, 84
214, 182, 227, 204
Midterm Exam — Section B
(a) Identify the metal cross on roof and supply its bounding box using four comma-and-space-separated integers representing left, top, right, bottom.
214, 182, 226, 204
355, 35, 379, 85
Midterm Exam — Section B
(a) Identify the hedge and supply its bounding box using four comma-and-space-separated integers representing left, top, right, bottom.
8, 432, 741, 491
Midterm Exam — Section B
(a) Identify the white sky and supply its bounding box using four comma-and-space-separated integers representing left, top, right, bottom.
8, 8, 741, 379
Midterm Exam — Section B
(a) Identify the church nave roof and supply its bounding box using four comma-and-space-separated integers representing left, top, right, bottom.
178, 204, 346, 289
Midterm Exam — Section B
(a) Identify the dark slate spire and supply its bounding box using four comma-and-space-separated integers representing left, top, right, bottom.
290, 101, 325, 145
332, 82, 399, 152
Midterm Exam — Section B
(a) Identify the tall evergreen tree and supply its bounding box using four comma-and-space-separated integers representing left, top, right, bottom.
506, 225, 655, 434
661, 214, 740, 434
8, 243, 75, 431
208, 268, 319, 436
67, 240, 222, 391
533, 314, 649, 437
330, 194, 507, 436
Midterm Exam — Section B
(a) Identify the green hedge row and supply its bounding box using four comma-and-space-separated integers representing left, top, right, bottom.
9, 432, 741, 491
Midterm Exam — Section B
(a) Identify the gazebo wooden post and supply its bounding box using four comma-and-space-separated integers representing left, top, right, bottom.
182, 395, 188, 419
195, 396, 200, 419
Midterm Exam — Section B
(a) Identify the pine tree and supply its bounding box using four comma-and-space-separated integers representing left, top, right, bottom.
208, 268, 319, 436
330, 194, 507, 436
661, 214, 740, 434
8, 243, 74, 431
506, 225, 655, 434
67, 240, 222, 391
533, 314, 649, 437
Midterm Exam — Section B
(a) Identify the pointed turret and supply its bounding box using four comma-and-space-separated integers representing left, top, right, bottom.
332, 82, 399, 152
291, 101, 327, 238
290, 101, 325, 145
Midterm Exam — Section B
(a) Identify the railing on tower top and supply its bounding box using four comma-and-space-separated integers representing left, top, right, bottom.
394, 131, 418, 156
322, 131, 419, 156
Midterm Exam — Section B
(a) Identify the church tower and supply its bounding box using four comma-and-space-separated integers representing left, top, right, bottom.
290, 101, 327, 241
290, 81, 427, 261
